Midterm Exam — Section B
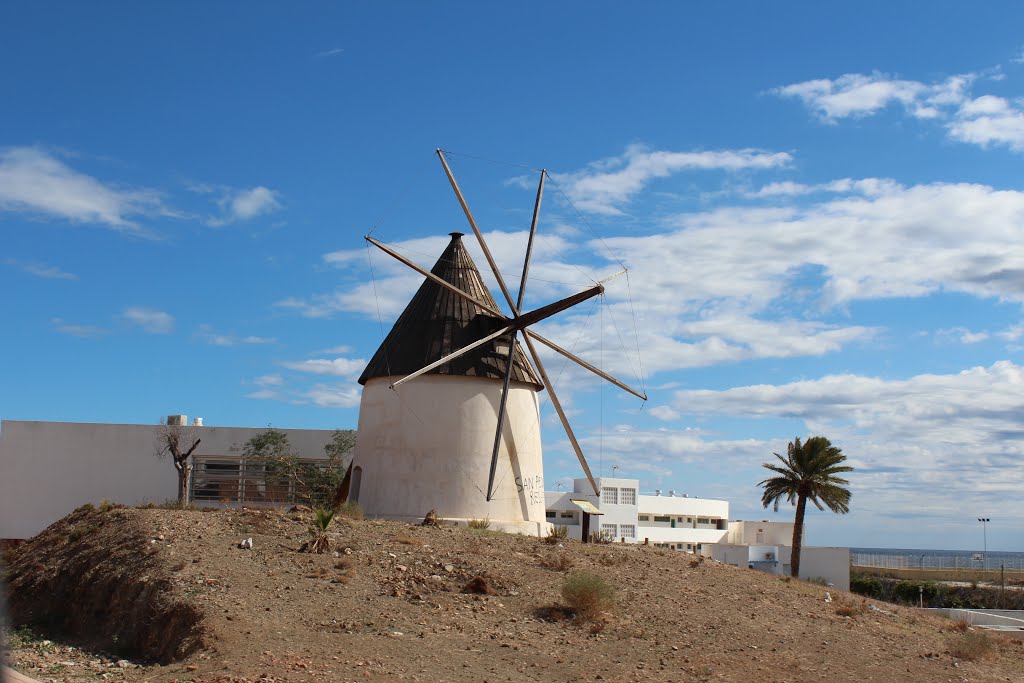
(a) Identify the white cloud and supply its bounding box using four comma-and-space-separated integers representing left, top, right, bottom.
937, 327, 990, 344
123, 307, 175, 334
317, 344, 352, 354
285, 175, 1024, 381
648, 405, 680, 421
315, 47, 344, 58
551, 144, 792, 215
0, 147, 170, 234
772, 69, 1024, 153
281, 357, 366, 377
3, 258, 77, 280
660, 361, 1024, 519
772, 72, 973, 122
948, 95, 1024, 151
254, 374, 284, 387
301, 385, 361, 408
195, 324, 276, 346
51, 317, 108, 338
207, 186, 282, 226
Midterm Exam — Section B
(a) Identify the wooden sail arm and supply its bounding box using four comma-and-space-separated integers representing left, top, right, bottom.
525, 330, 647, 401
365, 236, 507, 319
515, 284, 604, 330
437, 149, 519, 314
390, 324, 515, 389
516, 170, 545, 313
521, 333, 600, 496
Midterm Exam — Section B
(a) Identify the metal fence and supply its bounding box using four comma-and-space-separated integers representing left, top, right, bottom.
852, 553, 1024, 572
190, 455, 339, 506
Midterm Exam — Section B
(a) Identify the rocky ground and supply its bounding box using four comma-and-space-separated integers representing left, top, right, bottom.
4, 505, 1024, 682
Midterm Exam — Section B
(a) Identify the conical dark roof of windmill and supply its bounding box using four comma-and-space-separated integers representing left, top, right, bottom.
358, 232, 543, 389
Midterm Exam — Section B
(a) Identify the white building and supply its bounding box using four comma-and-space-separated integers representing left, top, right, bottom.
0, 417, 337, 540
545, 477, 728, 551
544, 476, 849, 589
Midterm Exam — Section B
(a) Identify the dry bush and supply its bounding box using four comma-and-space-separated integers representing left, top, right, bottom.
539, 553, 574, 571
393, 535, 423, 546
335, 501, 364, 520
947, 617, 971, 633
462, 576, 496, 595
467, 517, 491, 530
689, 556, 704, 568
544, 525, 568, 544
835, 600, 867, 618
948, 631, 992, 661
561, 572, 616, 621
335, 559, 353, 571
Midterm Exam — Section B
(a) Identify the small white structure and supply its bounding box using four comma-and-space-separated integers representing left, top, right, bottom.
702, 543, 850, 591
0, 418, 336, 540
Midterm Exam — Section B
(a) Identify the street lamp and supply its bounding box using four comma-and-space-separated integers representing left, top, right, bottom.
978, 517, 991, 569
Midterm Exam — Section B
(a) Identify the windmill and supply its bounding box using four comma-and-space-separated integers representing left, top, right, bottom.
348, 150, 646, 533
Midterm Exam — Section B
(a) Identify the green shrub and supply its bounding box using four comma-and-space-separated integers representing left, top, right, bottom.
895, 580, 939, 605
850, 574, 883, 598
306, 508, 334, 554
561, 572, 615, 620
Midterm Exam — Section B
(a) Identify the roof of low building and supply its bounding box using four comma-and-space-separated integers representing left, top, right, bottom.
358, 232, 543, 389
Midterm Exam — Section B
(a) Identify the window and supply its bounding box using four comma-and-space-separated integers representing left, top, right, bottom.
653, 515, 670, 522
677, 516, 684, 522
638, 515, 650, 521
619, 524, 636, 539
697, 517, 710, 524
602, 487, 618, 505
620, 488, 636, 505
601, 523, 617, 537
560, 511, 575, 519
546, 510, 556, 518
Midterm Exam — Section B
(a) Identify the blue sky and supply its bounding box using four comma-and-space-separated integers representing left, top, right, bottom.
3, 3, 1023, 551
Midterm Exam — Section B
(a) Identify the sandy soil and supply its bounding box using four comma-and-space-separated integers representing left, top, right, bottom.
4, 505, 1024, 683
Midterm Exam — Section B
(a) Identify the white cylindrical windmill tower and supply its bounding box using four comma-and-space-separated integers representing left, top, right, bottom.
350, 232, 550, 535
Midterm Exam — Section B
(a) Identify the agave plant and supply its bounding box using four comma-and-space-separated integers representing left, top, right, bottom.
307, 508, 335, 554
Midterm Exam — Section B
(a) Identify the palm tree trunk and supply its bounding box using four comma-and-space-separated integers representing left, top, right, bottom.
790, 493, 806, 577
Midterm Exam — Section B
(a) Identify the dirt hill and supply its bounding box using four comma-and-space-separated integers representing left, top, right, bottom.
4, 505, 1024, 682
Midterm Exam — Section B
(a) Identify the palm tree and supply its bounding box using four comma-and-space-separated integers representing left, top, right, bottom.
759, 436, 852, 578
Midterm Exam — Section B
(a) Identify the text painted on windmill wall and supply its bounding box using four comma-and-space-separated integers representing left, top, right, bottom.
516, 474, 544, 505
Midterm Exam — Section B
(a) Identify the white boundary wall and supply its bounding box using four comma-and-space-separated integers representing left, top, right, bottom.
0, 420, 335, 539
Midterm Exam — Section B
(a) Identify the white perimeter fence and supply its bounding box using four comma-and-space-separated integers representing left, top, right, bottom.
852, 553, 1024, 572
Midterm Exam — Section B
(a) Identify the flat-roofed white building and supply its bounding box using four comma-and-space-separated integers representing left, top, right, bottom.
545, 477, 729, 551
544, 477, 848, 589
0, 418, 337, 540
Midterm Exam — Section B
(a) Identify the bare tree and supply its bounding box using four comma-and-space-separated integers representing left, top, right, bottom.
155, 417, 202, 507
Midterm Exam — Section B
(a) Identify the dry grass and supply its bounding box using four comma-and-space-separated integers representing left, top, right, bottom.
834, 600, 868, 618
947, 630, 992, 661
467, 518, 491, 530
393, 535, 423, 546
538, 552, 574, 571
543, 525, 568, 544
561, 572, 616, 621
